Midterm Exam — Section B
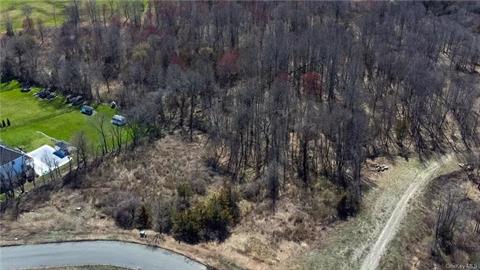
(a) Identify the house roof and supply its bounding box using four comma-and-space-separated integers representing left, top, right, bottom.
0, 145, 25, 165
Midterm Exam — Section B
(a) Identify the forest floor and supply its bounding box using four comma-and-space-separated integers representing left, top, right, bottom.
300, 154, 459, 270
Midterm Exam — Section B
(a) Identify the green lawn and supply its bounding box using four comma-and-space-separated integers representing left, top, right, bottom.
0, 0, 147, 31
0, 80, 122, 151
0, 0, 68, 30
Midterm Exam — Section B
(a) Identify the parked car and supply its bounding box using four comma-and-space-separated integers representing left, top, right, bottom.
37, 90, 50, 99
21, 86, 31, 92
71, 96, 84, 106
46, 92, 56, 100
80, 105, 94, 115
65, 94, 73, 104
111, 115, 127, 126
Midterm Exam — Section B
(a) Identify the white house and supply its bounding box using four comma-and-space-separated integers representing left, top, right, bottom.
0, 145, 33, 182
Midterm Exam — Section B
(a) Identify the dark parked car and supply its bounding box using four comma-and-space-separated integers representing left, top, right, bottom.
80, 105, 94, 115
71, 96, 84, 106
65, 94, 73, 104
36, 90, 50, 99
21, 86, 31, 92
46, 92, 56, 100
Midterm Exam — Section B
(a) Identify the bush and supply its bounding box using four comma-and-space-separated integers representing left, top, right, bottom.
176, 183, 192, 211
337, 192, 360, 220
114, 198, 140, 229
98, 191, 135, 216
114, 207, 136, 229
190, 177, 207, 196
172, 187, 240, 243
172, 208, 201, 244
136, 205, 151, 230
153, 197, 174, 233
99, 192, 149, 230
199, 191, 235, 241
242, 180, 261, 201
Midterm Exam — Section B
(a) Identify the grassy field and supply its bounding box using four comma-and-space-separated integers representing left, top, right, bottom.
0, 0, 148, 31
0, 0, 68, 30
0, 80, 121, 151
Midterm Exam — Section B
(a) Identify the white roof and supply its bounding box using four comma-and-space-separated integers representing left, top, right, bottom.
27, 145, 71, 176
112, 115, 126, 121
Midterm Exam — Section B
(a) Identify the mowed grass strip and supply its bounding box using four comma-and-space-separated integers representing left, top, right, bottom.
0, 81, 120, 151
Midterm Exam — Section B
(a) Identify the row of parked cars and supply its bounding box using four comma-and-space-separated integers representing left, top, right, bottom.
21, 83, 126, 126
78, 103, 126, 126
34, 87, 57, 100
65, 94, 86, 106
79, 105, 126, 126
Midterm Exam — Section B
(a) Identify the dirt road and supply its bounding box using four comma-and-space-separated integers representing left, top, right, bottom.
359, 154, 453, 270
303, 154, 456, 270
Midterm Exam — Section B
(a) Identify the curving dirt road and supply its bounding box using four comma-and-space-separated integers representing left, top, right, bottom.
359, 154, 453, 270
304, 154, 456, 270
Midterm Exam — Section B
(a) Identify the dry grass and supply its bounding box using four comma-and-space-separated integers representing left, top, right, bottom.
2, 133, 432, 270
3, 134, 466, 270
300, 155, 460, 270
379, 169, 480, 270
0, 134, 341, 270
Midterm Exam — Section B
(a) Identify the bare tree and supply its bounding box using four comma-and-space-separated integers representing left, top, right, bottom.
434, 193, 466, 255
90, 113, 109, 156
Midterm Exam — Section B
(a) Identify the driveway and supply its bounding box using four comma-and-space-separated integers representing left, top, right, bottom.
0, 240, 207, 270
